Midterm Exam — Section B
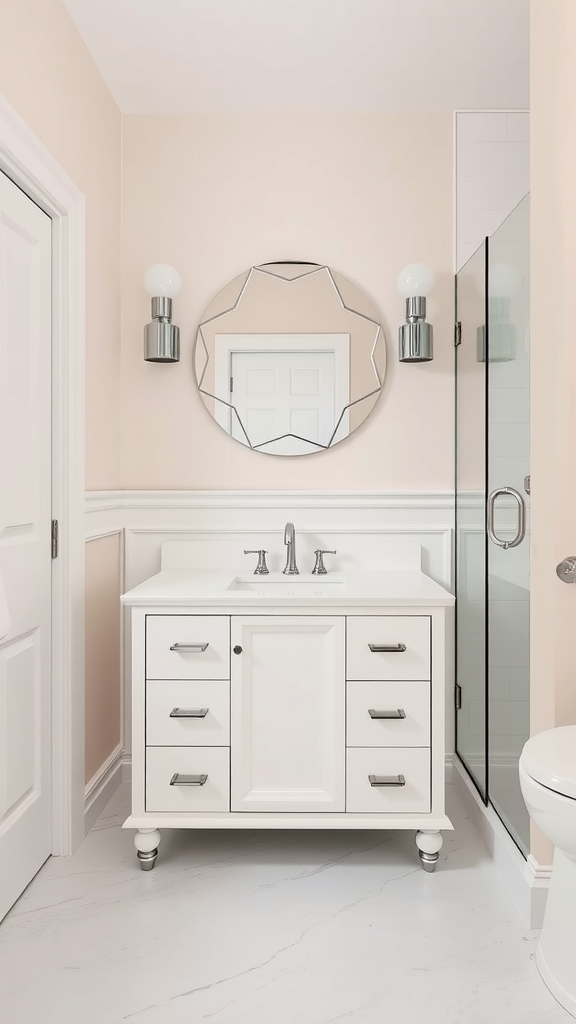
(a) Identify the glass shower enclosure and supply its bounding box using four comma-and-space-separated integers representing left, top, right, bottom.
455, 195, 530, 854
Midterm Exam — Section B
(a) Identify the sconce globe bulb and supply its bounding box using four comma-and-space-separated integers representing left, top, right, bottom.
490, 262, 522, 298
396, 263, 435, 298
144, 263, 182, 299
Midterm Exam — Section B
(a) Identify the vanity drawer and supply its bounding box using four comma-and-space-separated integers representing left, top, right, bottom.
346, 747, 430, 813
346, 616, 430, 681
146, 615, 230, 680
146, 747, 230, 812
346, 681, 430, 747
146, 680, 230, 746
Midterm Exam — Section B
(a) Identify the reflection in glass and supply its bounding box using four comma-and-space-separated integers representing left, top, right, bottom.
194, 262, 386, 456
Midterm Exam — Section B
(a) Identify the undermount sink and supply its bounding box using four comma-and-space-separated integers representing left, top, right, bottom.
227, 573, 346, 597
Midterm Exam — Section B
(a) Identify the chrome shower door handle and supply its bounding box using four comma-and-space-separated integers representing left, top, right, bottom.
487, 486, 526, 550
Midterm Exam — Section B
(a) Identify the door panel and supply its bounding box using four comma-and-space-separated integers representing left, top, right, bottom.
231, 350, 335, 454
231, 616, 345, 811
0, 172, 52, 920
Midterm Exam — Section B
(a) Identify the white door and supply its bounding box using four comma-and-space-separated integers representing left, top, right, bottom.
230, 350, 336, 454
0, 172, 52, 920
231, 616, 345, 812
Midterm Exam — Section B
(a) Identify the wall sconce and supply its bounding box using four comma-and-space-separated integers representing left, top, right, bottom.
143, 263, 181, 362
476, 262, 522, 363
397, 263, 435, 362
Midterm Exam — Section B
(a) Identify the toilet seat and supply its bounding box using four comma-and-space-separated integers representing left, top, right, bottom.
521, 726, 576, 800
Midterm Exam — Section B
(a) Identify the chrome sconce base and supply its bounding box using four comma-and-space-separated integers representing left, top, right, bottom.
144, 295, 180, 362
398, 296, 433, 362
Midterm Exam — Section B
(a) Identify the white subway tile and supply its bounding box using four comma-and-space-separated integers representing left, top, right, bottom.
489, 421, 529, 458
490, 176, 530, 212
490, 389, 509, 423
456, 142, 468, 177
509, 667, 530, 702
457, 112, 508, 143
466, 141, 530, 178
506, 112, 530, 142
457, 176, 492, 211
508, 388, 530, 423
456, 240, 481, 271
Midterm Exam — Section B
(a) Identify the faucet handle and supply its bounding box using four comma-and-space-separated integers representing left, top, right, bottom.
244, 550, 269, 575
312, 549, 337, 575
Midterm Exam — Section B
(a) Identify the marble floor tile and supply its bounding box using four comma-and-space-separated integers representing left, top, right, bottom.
0, 785, 570, 1024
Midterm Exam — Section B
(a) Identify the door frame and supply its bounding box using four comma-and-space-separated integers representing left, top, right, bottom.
0, 93, 86, 854
214, 333, 351, 444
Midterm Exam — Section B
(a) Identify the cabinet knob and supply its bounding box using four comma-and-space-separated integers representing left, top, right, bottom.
233, 645, 243, 655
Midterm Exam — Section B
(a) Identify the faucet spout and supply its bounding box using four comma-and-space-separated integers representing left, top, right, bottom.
283, 522, 299, 575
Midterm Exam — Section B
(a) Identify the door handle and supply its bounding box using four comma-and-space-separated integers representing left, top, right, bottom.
368, 709, 406, 719
169, 642, 209, 652
368, 774, 406, 787
169, 708, 209, 718
169, 773, 208, 786
368, 643, 407, 653
487, 487, 526, 549
556, 557, 576, 584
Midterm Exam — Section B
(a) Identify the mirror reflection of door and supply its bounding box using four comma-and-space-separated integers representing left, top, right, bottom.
215, 334, 350, 455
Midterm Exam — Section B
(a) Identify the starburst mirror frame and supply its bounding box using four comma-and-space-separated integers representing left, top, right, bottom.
194, 262, 386, 456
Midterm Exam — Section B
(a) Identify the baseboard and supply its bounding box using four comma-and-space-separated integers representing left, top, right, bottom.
452, 756, 550, 928
84, 744, 125, 834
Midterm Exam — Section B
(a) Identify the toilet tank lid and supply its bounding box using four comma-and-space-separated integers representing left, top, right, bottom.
521, 726, 576, 799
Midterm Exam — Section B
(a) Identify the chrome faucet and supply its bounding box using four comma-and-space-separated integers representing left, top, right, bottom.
283, 522, 299, 575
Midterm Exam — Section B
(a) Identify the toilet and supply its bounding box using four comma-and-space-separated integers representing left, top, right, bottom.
519, 726, 576, 1017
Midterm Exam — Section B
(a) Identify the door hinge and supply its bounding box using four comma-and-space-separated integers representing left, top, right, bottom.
230, 377, 233, 393
454, 683, 462, 711
454, 321, 462, 347
51, 519, 59, 559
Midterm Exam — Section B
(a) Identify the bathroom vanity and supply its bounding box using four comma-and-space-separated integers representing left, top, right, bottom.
122, 541, 454, 872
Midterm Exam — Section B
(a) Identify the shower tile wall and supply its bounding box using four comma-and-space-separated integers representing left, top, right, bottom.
456, 111, 529, 271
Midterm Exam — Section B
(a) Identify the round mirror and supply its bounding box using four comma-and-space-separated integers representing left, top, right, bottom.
194, 261, 386, 456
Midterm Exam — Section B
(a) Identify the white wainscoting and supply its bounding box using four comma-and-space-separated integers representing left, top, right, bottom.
86, 489, 455, 766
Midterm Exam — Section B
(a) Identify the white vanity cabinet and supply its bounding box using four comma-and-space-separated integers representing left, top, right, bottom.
123, 568, 453, 873
230, 616, 345, 812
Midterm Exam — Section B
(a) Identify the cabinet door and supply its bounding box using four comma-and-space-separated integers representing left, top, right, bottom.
231, 616, 345, 812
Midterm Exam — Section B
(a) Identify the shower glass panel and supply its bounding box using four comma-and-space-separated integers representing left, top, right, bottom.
456, 195, 530, 855
455, 242, 488, 800
487, 196, 530, 854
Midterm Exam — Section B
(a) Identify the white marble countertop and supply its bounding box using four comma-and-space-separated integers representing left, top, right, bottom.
121, 569, 454, 608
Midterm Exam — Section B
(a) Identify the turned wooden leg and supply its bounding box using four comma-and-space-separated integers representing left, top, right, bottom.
415, 830, 443, 872
134, 828, 161, 871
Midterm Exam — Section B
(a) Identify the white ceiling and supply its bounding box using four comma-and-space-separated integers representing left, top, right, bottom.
62, 0, 529, 114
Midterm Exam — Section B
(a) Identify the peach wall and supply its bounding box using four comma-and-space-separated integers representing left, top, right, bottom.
0, 0, 123, 788
85, 534, 121, 783
121, 113, 453, 489
0, 0, 122, 490
530, 0, 576, 863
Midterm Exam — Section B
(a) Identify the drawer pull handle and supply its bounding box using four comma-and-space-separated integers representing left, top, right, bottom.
169, 642, 209, 653
368, 643, 407, 653
169, 708, 209, 719
368, 708, 406, 720
368, 774, 406, 787
169, 773, 208, 786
